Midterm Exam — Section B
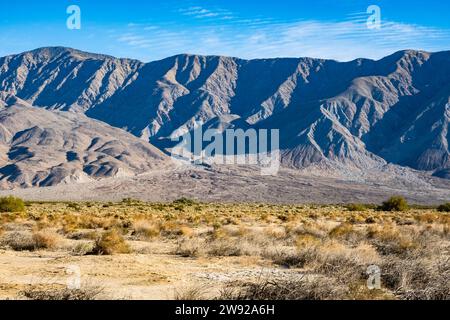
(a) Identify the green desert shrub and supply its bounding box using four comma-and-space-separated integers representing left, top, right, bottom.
0, 196, 25, 213
173, 198, 198, 206
437, 203, 450, 212
345, 203, 367, 212
378, 196, 409, 212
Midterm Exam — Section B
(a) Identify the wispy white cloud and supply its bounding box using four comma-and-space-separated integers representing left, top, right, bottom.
179, 6, 233, 20
115, 6, 450, 62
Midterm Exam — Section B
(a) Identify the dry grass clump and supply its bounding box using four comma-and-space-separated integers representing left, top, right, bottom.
92, 229, 130, 255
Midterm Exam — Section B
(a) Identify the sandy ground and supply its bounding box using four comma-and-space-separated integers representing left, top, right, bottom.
0, 246, 298, 300
1, 201, 448, 300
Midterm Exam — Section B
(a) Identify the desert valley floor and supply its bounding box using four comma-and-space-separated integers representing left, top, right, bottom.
0, 199, 449, 300
0, 166, 449, 205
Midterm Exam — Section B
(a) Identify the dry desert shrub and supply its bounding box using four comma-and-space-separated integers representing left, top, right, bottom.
32, 229, 60, 249
20, 285, 104, 300
380, 256, 450, 300
174, 285, 209, 300
77, 215, 115, 230
286, 222, 327, 239
132, 219, 160, 239
3, 231, 35, 251
175, 238, 202, 257
266, 244, 319, 268
313, 242, 380, 283
3, 230, 59, 251
71, 242, 96, 256
92, 229, 130, 255
367, 224, 419, 256
328, 222, 354, 239
219, 276, 349, 300
160, 222, 194, 238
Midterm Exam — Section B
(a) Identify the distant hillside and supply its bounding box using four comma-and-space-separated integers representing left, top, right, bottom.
0, 47, 449, 179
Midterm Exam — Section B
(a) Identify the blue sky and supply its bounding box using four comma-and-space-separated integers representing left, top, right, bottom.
1, 0, 449, 61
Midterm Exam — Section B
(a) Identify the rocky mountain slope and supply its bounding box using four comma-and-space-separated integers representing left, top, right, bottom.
0, 95, 166, 189
0, 47, 449, 180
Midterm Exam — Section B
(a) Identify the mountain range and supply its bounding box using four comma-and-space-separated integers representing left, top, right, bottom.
0, 47, 449, 189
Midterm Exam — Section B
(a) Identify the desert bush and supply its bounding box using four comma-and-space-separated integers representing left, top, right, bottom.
20, 285, 104, 300
92, 229, 130, 255
66, 230, 100, 240
367, 225, 418, 256
219, 276, 348, 300
345, 204, 367, 212
175, 238, 201, 257
72, 242, 96, 256
379, 196, 409, 212
174, 285, 208, 300
67, 202, 81, 211
207, 240, 243, 257
32, 230, 59, 249
0, 196, 25, 213
173, 197, 198, 206
267, 245, 319, 268
77, 215, 114, 230
328, 223, 354, 238
161, 223, 194, 238
133, 220, 160, 239
380, 256, 450, 300
4, 230, 59, 251
4, 231, 35, 251
437, 203, 450, 212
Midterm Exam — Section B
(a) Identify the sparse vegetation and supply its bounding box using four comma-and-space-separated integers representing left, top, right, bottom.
0, 200, 448, 300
